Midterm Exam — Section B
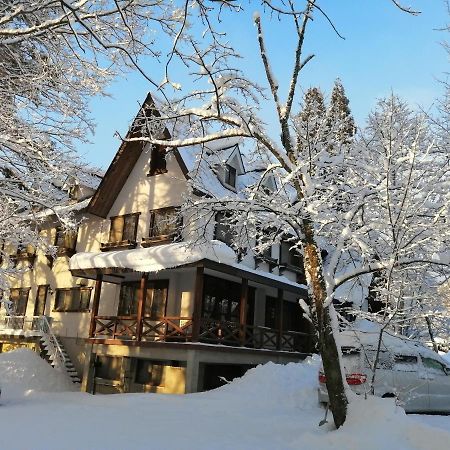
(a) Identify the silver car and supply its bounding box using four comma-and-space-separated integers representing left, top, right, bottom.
318, 331, 450, 413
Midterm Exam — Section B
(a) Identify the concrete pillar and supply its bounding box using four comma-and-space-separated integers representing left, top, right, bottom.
80, 344, 95, 393
185, 349, 200, 393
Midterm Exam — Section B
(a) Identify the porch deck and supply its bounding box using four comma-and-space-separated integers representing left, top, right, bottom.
91, 315, 314, 353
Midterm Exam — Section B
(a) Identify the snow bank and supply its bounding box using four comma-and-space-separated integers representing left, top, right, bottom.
70, 240, 236, 272
0, 349, 75, 398
0, 354, 449, 449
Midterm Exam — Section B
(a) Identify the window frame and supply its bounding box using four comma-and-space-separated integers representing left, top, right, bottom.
34, 285, 49, 316
102, 213, 140, 250
148, 145, 168, 176
54, 287, 92, 312
214, 212, 234, 247
9, 288, 30, 315
224, 164, 237, 188
145, 207, 181, 242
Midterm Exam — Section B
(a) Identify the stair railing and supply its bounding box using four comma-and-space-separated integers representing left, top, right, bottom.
35, 315, 68, 371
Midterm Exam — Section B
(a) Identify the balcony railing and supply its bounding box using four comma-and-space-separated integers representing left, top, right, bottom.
91, 315, 313, 353
0, 314, 46, 333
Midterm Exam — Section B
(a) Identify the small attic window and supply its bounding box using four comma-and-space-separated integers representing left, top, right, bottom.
148, 146, 167, 176
224, 165, 237, 188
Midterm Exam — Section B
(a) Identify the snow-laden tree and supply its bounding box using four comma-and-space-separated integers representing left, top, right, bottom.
0, 1, 190, 287
122, 0, 432, 429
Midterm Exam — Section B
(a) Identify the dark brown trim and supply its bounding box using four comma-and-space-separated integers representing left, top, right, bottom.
276, 288, 283, 351
89, 276, 103, 338
239, 278, 248, 345
192, 265, 204, 341
136, 274, 147, 341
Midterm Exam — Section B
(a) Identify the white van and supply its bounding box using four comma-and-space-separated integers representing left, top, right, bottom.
318, 329, 450, 413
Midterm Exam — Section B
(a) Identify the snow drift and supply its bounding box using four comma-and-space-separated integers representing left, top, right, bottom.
0, 350, 449, 449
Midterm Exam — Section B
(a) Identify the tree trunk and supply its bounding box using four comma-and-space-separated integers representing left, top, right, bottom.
303, 219, 348, 428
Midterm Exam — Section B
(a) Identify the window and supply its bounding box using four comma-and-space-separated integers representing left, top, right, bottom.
279, 241, 306, 284
54, 287, 92, 312
202, 276, 254, 324
135, 359, 165, 386
95, 355, 122, 380
422, 357, 448, 376
34, 285, 49, 316
264, 297, 304, 331
118, 282, 139, 316
9, 288, 30, 315
144, 281, 168, 318
12, 243, 36, 268
394, 355, 418, 372
108, 213, 139, 244
215, 212, 234, 246
148, 208, 180, 239
118, 280, 169, 317
224, 165, 237, 188
148, 145, 167, 176
54, 228, 77, 255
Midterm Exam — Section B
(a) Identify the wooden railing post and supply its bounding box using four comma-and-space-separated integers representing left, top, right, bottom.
192, 265, 204, 342
276, 288, 283, 350
239, 278, 248, 346
89, 274, 103, 338
136, 273, 147, 341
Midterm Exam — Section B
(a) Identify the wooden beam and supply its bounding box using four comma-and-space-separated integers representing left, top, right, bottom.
276, 288, 284, 350
89, 275, 103, 338
192, 265, 204, 342
136, 273, 147, 341
239, 278, 249, 345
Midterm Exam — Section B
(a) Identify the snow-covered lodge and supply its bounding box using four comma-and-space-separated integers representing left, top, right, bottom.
0, 96, 314, 394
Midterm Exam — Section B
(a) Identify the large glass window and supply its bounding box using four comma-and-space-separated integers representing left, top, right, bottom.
214, 212, 234, 246
144, 281, 168, 317
118, 282, 139, 316
118, 280, 169, 317
54, 287, 92, 312
34, 285, 49, 316
149, 208, 180, 238
108, 213, 139, 244
9, 288, 30, 315
202, 276, 254, 324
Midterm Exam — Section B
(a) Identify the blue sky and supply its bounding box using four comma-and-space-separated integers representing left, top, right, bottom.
78, 0, 449, 169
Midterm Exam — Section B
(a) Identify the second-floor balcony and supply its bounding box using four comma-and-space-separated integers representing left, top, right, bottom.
90, 315, 313, 353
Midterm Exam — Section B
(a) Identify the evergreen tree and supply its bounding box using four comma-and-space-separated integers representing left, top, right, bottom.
327, 79, 356, 148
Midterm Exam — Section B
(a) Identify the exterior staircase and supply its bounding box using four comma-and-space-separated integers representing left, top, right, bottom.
37, 316, 81, 384
40, 334, 81, 384
0, 314, 81, 384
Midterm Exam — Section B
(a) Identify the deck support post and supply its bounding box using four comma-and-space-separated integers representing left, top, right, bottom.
192, 265, 204, 342
136, 273, 147, 341
239, 278, 249, 346
276, 288, 284, 350
89, 274, 103, 338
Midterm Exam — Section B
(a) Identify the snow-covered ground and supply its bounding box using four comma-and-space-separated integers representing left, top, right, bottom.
0, 349, 449, 450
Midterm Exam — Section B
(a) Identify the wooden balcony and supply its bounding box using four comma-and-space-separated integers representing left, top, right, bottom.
90, 315, 313, 353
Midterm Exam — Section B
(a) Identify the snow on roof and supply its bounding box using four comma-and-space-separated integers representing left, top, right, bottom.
35, 197, 92, 219
70, 240, 306, 291
70, 240, 236, 273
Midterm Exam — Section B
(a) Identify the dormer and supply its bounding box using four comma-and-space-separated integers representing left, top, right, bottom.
261, 174, 277, 193
219, 144, 245, 190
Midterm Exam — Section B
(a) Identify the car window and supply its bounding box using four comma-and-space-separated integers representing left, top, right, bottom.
393, 355, 418, 372
363, 349, 393, 370
422, 357, 448, 375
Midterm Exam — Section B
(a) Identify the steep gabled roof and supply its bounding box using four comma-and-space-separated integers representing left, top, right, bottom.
87, 93, 188, 218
